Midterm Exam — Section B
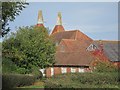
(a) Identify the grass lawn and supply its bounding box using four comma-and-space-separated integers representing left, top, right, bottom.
17, 81, 45, 89
19, 85, 44, 88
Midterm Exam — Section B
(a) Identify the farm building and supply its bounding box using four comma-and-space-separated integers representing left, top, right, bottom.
37, 10, 119, 77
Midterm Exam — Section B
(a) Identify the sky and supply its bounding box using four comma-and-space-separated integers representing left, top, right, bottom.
8, 2, 118, 40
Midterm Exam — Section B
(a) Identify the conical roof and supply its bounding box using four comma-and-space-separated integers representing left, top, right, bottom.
36, 10, 44, 27
51, 12, 65, 34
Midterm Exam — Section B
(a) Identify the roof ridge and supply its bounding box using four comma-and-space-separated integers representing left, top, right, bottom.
51, 29, 81, 35
51, 25, 65, 35
65, 30, 79, 32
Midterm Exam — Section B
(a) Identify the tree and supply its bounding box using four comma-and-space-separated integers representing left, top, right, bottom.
1, 1, 29, 37
2, 26, 56, 73
93, 60, 118, 73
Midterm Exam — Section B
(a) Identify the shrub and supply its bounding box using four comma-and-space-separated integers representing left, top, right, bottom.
93, 61, 118, 73
2, 57, 18, 74
2, 74, 36, 89
76, 73, 118, 85
44, 61, 119, 88
16, 68, 29, 74
2, 57, 30, 74
31, 66, 43, 79
44, 73, 119, 88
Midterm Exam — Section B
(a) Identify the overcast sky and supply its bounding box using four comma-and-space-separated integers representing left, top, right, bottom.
8, 2, 118, 40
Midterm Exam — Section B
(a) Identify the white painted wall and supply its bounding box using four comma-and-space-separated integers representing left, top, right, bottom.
71, 68, 76, 73
39, 69, 45, 76
79, 68, 84, 73
61, 67, 67, 74
51, 67, 54, 76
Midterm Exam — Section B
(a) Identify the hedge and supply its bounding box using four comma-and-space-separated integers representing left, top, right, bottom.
44, 73, 119, 88
2, 74, 36, 89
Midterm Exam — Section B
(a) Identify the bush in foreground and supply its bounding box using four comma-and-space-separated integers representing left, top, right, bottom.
2, 74, 36, 89
31, 66, 43, 79
93, 60, 118, 73
44, 73, 119, 88
2, 57, 19, 74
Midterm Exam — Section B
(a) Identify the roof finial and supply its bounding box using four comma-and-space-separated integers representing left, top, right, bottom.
56, 12, 62, 25
37, 10, 44, 24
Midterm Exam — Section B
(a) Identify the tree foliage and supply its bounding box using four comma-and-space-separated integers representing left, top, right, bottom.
1, 1, 29, 37
2, 26, 55, 73
93, 60, 118, 73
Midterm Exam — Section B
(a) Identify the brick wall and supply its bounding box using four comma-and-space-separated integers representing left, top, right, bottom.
45, 66, 91, 77
67, 68, 71, 73
54, 67, 61, 75
45, 67, 51, 77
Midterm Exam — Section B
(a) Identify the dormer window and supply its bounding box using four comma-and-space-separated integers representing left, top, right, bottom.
86, 44, 97, 51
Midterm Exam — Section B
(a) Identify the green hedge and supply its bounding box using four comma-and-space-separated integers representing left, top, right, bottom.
31, 66, 43, 79
93, 61, 118, 73
2, 74, 36, 89
44, 73, 119, 88
2, 57, 19, 74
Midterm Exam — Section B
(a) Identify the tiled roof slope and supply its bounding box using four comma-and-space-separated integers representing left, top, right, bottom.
55, 39, 95, 66
51, 30, 96, 66
51, 30, 76, 43
36, 24, 44, 27
51, 25, 65, 34
51, 30, 93, 46
94, 40, 119, 62
55, 52, 94, 66
57, 39, 89, 52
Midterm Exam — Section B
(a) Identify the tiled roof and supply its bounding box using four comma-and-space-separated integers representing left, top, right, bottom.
94, 40, 119, 62
51, 30, 93, 45
51, 30, 96, 66
36, 24, 44, 27
57, 39, 89, 52
55, 52, 94, 66
51, 30, 76, 43
51, 25, 65, 34
51, 27, 119, 66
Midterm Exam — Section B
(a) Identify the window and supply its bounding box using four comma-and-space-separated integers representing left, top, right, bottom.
61, 67, 67, 73
51, 68, 54, 76
86, 44, 97, 51
79, 68, 84, 73
71, 68, 76, 73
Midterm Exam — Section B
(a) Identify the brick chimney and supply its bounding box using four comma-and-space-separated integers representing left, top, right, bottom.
51, 12, 65, 34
